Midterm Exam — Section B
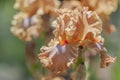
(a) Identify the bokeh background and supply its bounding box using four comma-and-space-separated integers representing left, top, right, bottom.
0, 0, 120, 80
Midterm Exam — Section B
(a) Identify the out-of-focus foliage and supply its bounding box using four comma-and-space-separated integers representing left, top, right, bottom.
0, 0, 29, 80
0, 0, 120, 80
0, 0, 45, 80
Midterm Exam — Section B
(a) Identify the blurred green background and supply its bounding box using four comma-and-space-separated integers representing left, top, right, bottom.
0, 0, 120, 80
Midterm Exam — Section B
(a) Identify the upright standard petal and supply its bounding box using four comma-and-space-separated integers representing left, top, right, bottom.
53, 8, 102, 45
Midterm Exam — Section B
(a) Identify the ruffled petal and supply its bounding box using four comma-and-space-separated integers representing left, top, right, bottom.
99, 47, 116, 68
53, 8, 102, 45
38, 39, 79, 73
85, 41, 116, 68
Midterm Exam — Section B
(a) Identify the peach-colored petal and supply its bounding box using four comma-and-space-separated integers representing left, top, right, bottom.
14, 0, 60, 16
61, 0, 82, 10
99, 48, 116, 68
38, 39, 78, 73
81, 0, 118, 35
41, 74, 65, 80
37, 0, 60, 15
14, 0, 40, 16
53, 8, 102, 45
103, 23, 116, 35
63, 0, 117, 35
85, 41, 116, 68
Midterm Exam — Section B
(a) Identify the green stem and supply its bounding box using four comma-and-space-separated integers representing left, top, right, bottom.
75, 46, 87, 80
25, 41, 40, 80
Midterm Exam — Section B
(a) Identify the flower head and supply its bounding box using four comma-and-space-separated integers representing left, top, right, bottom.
38, 8, 116, 73
11, 12, 42, 41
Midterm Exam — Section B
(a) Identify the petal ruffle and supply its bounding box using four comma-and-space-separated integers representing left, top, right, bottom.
38, 39, 79, 73
53, 8, 102, 45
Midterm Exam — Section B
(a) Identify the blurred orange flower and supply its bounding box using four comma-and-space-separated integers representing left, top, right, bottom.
11, 12, 42, 41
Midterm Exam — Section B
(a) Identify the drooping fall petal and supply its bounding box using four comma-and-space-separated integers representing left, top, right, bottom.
38, 39, 79, 73
96, 44, 116, 68
85, 41, 116, 68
